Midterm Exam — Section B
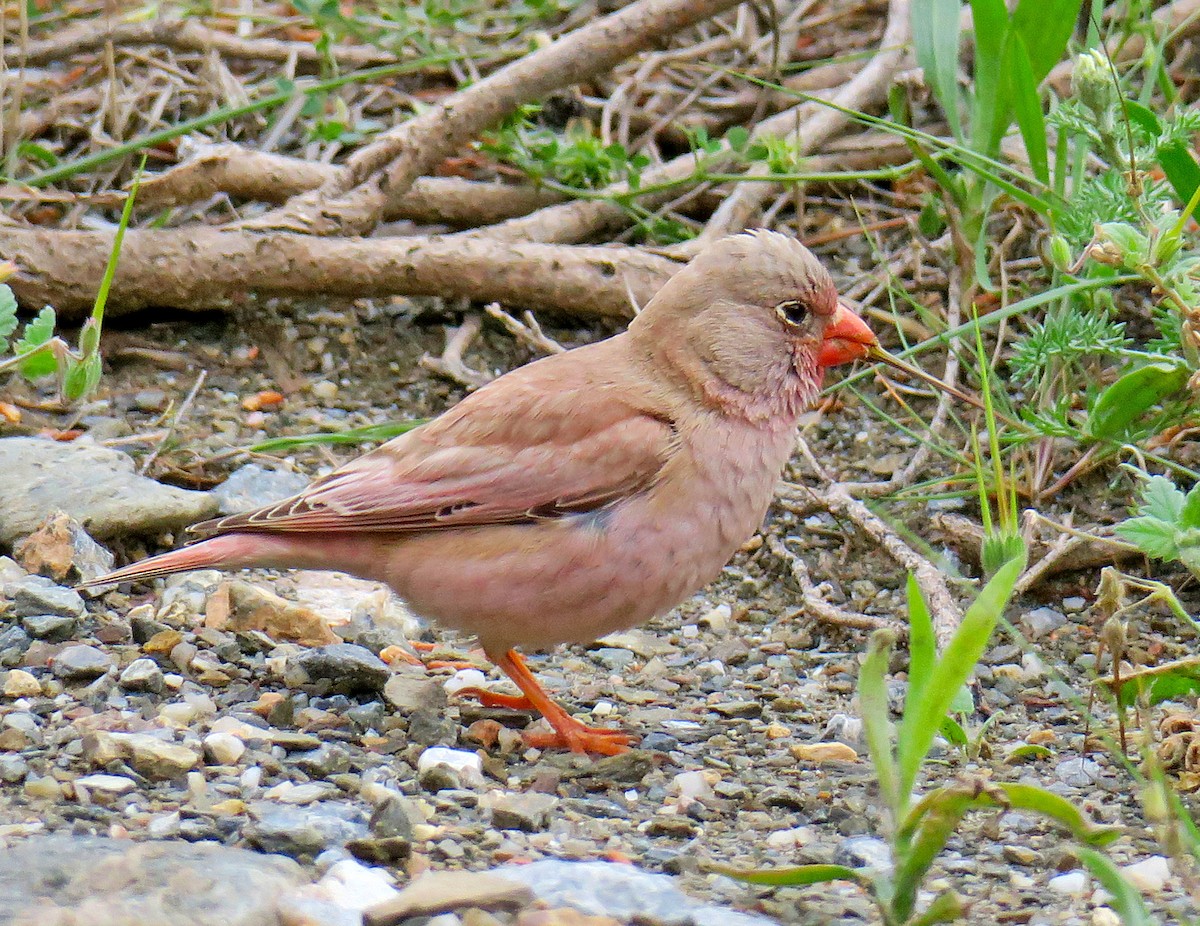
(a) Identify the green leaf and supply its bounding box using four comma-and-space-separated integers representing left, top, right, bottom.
1009, 0, 1079, 83
1123, 98, 1162, 136
1076, 847, 1154, 926
910, 891, 965, 926
997, 782, 1121, 845
1180, 484, 1200, 530
712, 862, 864, 887
905, 574, 936, 727
1085, 362, 1189, 441
0, 284, 17, 348
897, 555, 1023, 797
724, 126, 750, 152
939, 715, 968, 748
913, 0, 964, 142
247, 419, 426, 453
859, 629, 901, 815
893, 788, 985, 920
1005, 743, 1053, 761
1114, 516, 1180, 562
966, 0, 1008, 154
1139, 474, 1186, 522
947, 683, 974, 714
1157, 139, 1200, 205
1005, 34, 1049, 185
14, 306, 58, 379
1097, 655, 1200, 708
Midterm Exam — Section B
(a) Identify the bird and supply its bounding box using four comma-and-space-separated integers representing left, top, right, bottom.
87, 230, 878, 755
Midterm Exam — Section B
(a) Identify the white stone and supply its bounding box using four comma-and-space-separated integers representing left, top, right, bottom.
418, 747, 484, 788
1122, 855, 1171, 893
442, 669, 488, 697
1048, 870, 1089, 896
75, 774, 136, 795
1092, 908, 1121, 926
671, 770, 716, 801
203, 731, 246, 765
313, 859, 398, 910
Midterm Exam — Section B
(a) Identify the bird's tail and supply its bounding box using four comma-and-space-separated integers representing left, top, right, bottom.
78, 533, 268, 589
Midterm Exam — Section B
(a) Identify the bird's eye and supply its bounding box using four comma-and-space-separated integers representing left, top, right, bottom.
775, 300, 808, 327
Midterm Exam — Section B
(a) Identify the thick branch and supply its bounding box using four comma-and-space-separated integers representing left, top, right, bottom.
243, 0, 748, 236
0, 227, 679, 319
136, 143, 561, 226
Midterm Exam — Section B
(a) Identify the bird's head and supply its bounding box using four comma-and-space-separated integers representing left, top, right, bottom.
630, 230, 876, 417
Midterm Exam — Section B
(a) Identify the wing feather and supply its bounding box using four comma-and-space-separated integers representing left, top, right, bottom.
195, 347, 676, 536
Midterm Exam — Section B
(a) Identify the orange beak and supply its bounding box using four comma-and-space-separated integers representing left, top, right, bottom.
818, 301, 878, 367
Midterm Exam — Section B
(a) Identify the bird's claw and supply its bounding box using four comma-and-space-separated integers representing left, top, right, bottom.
522, 723, 636, 756
454, 686, 537, 711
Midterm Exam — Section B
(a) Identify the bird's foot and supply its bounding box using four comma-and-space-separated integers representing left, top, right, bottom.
454, 687, 536, 711
523, 719, 635, 756
454, 687, 634, 755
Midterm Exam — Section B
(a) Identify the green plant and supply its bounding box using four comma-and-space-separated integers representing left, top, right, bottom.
719, 553, 1138, 925
0, 160, 145, 403
907, 0, 1078, 279
1114, 473, 1200, 581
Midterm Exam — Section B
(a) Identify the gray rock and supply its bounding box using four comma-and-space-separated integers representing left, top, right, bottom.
212, 464, 310, 516
496, 860, 778, 926
1055, 756, 1101, 787
7, 576, 85, 619
488, 792, 559, 832
83, 730, 199, 779
12, 511, 115, 592
52, 644, 114, 681
0, 625, 31, 667
383, 674, 446, 713
21, 613, 77, 642
296, 644, 389, 693
290, 745, 351, 778
1021, 606, 1067, 639
834, 836, 894, 875
0, 437, 217, 544
0, 835, 303, 925
244, 802, 368, 858
118, 658, 164, 693
0, 754, 28, 783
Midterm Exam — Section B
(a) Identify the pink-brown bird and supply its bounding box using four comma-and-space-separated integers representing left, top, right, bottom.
91, 230, 878, 755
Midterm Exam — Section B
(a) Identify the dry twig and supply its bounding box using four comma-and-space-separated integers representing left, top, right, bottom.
697, 0, 911, 241
779, 480, 965, 646
241, 0, 749, 236
19, 18, 398, 69
766, 534, 905, 635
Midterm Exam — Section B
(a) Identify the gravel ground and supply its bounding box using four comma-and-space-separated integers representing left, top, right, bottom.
0, 299, 1198, 925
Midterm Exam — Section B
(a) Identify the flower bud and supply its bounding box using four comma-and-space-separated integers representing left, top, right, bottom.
1048, 234, 1073, 272
1072, 49, 1117, 121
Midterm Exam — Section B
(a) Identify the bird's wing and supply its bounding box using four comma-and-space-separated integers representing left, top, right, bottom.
196, 357, 677, 535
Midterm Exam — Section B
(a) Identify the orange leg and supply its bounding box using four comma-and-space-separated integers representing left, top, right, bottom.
457, 649, 634, 756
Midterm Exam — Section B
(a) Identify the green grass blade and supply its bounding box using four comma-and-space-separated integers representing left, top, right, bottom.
712, 863, 865, 887
904, 574, 936, 745
1011, 0, 1081, 83
912, 0, 964, 142
247, 419, 426, 453
859, 629, 902, 817
897, 555, 1024, 796
967, 0, 1010, 156
1075, 848, 1154, 926
1005, 34, 1050, 185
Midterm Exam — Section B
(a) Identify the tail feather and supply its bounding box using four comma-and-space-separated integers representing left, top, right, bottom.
77, 534, 257, 589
